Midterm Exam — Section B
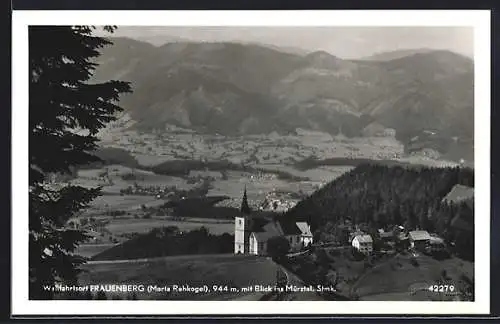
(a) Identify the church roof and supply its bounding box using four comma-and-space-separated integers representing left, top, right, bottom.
280, 220, 302, 235
252, 231, 280, 242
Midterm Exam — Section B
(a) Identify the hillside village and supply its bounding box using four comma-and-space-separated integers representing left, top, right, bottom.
230, 182, 473, 257
50, 144, 475, 302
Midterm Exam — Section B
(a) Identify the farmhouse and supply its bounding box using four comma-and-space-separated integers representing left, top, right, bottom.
378, 229, 395, 242
428, 236, 446, 253
349, 229, 366, 242
296, 222, 313, 246
351, 234, 373, 254
234, 187, 312, 256
408, 230, 431, 251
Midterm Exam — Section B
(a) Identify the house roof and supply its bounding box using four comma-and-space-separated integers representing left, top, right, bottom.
442, 184, 474, 205
296, 222, 312, 237
351, 230, 365, 237
251, 219, 312, 242
408, 230, 431, 241
429, 236, 445, 245
379, 231, 394, 239
248, 216, 271, 232
354, 234, 373, 243
398, 233, 409, 240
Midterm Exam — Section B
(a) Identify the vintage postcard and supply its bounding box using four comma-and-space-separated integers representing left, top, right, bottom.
12, 9, 490, 316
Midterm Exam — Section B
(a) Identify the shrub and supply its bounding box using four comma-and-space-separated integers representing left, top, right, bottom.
267, 236, 291, 259
410, 257, 419, 267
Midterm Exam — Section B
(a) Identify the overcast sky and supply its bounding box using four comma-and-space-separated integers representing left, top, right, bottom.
108, 26, 473, 59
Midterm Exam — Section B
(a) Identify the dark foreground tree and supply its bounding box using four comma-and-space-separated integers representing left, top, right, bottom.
29, 26, 131, 299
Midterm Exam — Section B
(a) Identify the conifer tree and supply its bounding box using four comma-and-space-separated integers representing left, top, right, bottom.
29, 26, 131, 299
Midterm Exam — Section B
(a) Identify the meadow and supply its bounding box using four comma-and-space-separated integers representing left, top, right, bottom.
75, 243, 119, 258
352, 253, 473, 301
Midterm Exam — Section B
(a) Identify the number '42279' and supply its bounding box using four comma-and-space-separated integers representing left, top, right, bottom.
428, 284, 455, 293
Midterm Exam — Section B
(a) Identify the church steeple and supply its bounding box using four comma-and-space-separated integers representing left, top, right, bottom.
240, 185, 251, 214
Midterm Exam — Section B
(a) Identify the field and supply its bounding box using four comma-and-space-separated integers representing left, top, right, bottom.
72, 164, 193, 195
75, 244, 118, 258
89, 194, 162, 211
70, 128, 464, 262
352, 253, 474, 301
286, 247, 370, 298
85, 126, 463, 214
132, 153, 175, 166
78, 254, 280, 300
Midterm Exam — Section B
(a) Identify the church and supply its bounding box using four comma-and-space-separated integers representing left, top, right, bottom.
234, 187, 313, 255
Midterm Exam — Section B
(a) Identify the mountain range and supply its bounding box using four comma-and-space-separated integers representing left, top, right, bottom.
92, 37, 474, 158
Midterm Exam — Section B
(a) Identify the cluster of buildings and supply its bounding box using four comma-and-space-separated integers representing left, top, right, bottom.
350, 226, 447, 255
234, 187, 313, 256
120, 184, 176, 198
258, 194, 298, 213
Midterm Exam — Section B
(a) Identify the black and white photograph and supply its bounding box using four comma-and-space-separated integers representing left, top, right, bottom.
12, 10, 490, 316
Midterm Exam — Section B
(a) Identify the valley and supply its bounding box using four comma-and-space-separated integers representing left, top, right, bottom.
91, 38, 474, 165
69, 124, 461, 260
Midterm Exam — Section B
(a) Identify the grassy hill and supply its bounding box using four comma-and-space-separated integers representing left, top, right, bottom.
91, 226, 234, 261
353, 253, 473, 301
78, 254, 280, 300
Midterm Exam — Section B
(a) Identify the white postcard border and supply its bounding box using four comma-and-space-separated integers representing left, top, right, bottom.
12, 9, 491, 315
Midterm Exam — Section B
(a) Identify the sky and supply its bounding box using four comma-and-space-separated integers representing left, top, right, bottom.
107, 26, 473, 59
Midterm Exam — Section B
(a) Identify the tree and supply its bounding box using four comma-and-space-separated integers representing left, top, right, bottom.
29, 26, 131, 299
267, 236, 290, 259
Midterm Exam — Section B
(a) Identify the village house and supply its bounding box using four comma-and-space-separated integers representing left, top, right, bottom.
427, 235, 446, 254
408, 230, 431, 251
392, 225, 409, 249
351, 234, 373, 254
377, 229, 396, 250
349, 228, 366, 243
234, 187, 312, 256
378, 228, 395, 241
296, 222, 313, 246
